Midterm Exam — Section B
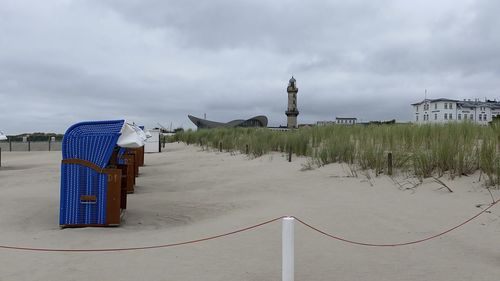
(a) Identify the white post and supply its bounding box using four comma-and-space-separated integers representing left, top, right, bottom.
282, 216, 295, 281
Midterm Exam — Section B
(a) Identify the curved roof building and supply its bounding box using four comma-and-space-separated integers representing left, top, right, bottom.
188, 115, 268, 129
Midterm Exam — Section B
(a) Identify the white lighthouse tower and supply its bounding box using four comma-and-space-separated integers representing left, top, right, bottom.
286, 76, 299, 128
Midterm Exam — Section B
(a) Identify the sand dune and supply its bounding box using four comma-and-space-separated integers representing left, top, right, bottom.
1, 142, 499, 280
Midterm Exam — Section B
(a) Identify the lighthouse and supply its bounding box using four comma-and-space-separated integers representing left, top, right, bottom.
285, 76, 299, 128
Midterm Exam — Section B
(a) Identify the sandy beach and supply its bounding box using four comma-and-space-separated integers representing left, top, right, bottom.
1, 142, 500, 281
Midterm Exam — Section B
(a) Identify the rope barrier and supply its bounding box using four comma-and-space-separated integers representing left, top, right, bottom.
0, 216, 285, 252
293, 198, 500, 247
0, 198, 499, 252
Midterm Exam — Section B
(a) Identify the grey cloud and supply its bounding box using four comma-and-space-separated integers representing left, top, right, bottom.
95, 0, 388, 51
1, 0, 500, 133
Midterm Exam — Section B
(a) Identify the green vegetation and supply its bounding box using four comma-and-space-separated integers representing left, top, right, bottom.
172, 123, 500, 186
1, 132, 64, 142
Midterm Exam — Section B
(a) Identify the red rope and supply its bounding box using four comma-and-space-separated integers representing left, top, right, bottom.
1, 199, 498, 252
0, 216, 285, 252
293, 198, 500, 247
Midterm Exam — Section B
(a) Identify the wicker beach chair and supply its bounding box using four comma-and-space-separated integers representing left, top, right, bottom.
60, 120, 125, 227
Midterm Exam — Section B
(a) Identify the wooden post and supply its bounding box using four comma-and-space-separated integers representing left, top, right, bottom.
246, 144, 249, 155
48, 137, 51, 151
388, 152, 393, 176
0, 147, 2, 167
158, 133, 162, 152
288, 147, 292, 162
28, 137, 31, 152
282, 217, 295, 281
219, 141, 222, 152
9, 138, 11, 152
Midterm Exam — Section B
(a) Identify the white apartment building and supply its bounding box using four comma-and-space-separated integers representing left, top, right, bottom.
336, 117, 357, 125
412, 98, 500, 124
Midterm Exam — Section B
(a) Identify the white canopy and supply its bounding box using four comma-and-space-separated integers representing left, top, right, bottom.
116, 123, 147, 148
0, 131, 7, 141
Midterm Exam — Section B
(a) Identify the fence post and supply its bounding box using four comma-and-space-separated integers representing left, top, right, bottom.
246, 144, 249, 155
28, 137, 31, 152
387, 152, 393, 176
0, 147, 2, 167
9, 138, 11, 152
48, 137, 51, 151
288, 147, 292, 162
219, 141, 222, 152
283, 217, 295, 281
158, 134, 162, 152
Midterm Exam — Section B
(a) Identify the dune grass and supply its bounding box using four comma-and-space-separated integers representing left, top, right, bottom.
172, 122, 500, 186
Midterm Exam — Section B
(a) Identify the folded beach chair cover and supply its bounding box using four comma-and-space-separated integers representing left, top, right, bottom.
134, 124, 148, 142
116, 123, 147, 148
60, 120, 124, 225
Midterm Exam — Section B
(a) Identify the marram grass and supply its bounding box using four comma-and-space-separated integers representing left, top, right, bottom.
172, 122, 500, 186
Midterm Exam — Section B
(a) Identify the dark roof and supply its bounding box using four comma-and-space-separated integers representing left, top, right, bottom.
188, 115, 268, 129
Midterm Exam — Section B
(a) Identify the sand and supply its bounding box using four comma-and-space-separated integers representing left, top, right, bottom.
1, 142, 500, 281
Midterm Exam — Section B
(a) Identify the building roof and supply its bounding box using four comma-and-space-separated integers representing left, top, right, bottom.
335, 117, 357, 120
412, 98, 500, 109
411, 98, 459, 106
188, 115, 268, 129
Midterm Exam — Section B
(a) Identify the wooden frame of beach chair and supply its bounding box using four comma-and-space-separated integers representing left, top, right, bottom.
60, 120, 126, 227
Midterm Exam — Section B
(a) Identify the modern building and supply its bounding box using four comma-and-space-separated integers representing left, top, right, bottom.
285, 76, 299, 128
188, 115, 268, 129
411, 98, 500, 124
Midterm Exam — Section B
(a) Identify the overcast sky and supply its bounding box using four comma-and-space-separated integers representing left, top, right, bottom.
1, 0, 499, 134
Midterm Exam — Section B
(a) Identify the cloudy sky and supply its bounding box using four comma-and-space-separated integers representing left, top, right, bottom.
1, 0, 499, 133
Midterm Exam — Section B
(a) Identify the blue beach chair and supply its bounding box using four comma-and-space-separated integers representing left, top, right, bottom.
60, 120, 125, 227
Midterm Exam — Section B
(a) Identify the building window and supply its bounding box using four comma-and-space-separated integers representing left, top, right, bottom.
416, 106, 419, 111
464, 114, 467, 120
434, 114, 437, 120
470, 114, 473, 120
449, 114, 453, 120
445, 103, 448, 109
479, 115, 482, 121
449, 103, 453, 109
435, 103, 437, 109
444, 113, 448, 120
458, 114, 461, 120
416, 115, 418, 121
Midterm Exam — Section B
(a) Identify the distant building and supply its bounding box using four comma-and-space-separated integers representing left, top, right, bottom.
336, 117, 357, 125
316, 121, 336, 126
188, 115, 268, 129
411, 98, 500, 124
285, 76, 299, 128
